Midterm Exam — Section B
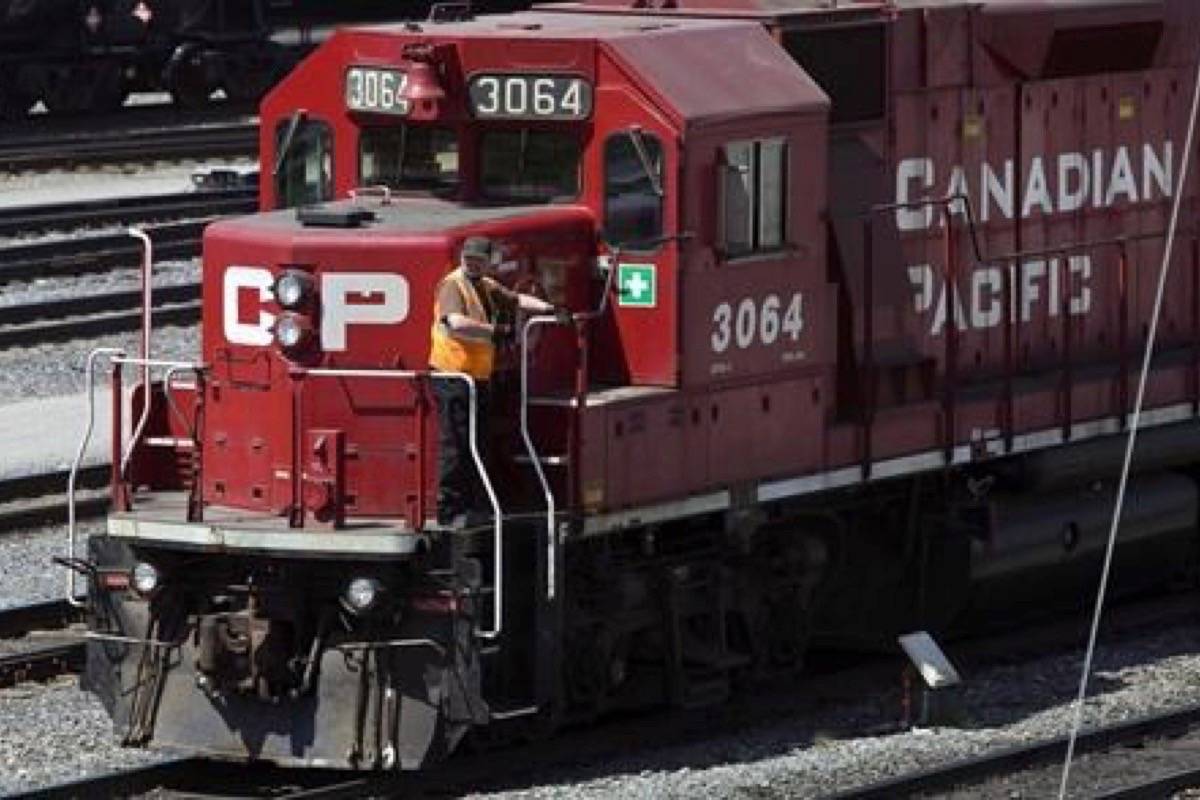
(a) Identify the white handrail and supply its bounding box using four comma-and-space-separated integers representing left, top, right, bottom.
66, 347, 126, 605
116, 357, 206, 476
126, 229, 153, 481
297, 367, 504, 639
519, 315, 561, 602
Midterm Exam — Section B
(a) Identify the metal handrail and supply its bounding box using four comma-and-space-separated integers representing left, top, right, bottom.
519, 315, 562, 602
127, 229, 153, 478
114, 357, 206, 477
295, 367, 504, 639
65, 353, 206, 605
66, 347, 126, 606
516, 247, 622, 602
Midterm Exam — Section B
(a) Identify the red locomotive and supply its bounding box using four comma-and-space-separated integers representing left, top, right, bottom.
74, 0, 1200, 770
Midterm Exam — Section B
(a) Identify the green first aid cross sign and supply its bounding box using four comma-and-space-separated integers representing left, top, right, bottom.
618, 263, 656, 307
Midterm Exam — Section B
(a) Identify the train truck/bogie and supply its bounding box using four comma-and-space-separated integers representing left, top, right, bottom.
75, 0, 1200, 771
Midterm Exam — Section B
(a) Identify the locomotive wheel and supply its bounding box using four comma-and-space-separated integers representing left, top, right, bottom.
42, 63, 124, 115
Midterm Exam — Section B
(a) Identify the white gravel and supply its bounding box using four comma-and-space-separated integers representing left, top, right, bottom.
0, 158, 256, 209
0, 676, 169, 795
459, 620, 1200, 799
0, 522, 103, 610
0, 258, 200, 307
0, 324, 199, 408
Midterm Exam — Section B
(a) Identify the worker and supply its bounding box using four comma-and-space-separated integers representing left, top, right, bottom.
428, 236, 569, 528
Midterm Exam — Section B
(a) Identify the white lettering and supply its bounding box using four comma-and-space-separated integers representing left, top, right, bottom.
1058, 153, 1090, 213
981, 160, 1014, 223
1105, 146, 1139, 206
1144, 141, 1173, 199
1022, 157, 1053, 218
223, 266, 275, 346
896, 158, 935, 231
896, 141, 1172, 225
971, 267, 1004, 329
945, 165, 969, 220
1069, 254, 1092, 315
1020, 259, 1045, 322
910, 257, 1093, 336
321, 273, 410, 351
909, 264, 935, 314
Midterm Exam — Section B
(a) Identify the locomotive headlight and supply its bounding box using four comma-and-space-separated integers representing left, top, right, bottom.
273, 270, 314, 309
344, 577, 384, 613
130, 562, 160, 596
273, 312, 313, 351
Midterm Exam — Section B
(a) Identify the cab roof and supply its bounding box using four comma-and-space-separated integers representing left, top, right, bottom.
340, 11, 828, 128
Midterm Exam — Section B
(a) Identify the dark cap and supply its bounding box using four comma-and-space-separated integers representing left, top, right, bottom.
460, 236, 494, 262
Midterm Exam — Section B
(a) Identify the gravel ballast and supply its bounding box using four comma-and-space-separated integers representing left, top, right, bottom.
0, 522, 103, 610
0, 598, 1199, 797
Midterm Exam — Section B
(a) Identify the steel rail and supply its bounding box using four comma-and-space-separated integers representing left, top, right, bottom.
0, 465, 110, 531
0, 121, 258, 171
0, 465, 108, 506
0, 283, 201, 350
0, 220, 205, 285
1094, 766, 1200, 799
0, 188, 256, 238
831, 702, 1200, 799
0, 642, 85, 690
0, 600, 81, 639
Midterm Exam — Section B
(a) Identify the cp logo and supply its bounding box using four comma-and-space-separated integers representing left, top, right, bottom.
223, 266, 410, 351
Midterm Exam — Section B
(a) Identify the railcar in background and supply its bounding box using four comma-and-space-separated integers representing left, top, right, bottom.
70, 0, 1200, 771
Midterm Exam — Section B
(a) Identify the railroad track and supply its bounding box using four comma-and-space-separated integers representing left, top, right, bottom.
0, 187, 257, 238
12, 590, 1200, 799
0, 120, 258, 172
0, 600, 86, 692
0, 282, 201, 350
836, 703, 1200, 798
0, 465, 110, 530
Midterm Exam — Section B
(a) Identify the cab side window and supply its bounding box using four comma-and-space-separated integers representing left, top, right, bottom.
721, 137, 787, 258
274, 118, 333, 208
604, 133, 663, 247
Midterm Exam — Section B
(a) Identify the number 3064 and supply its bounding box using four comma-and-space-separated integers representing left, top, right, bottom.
711, 293, 804, 354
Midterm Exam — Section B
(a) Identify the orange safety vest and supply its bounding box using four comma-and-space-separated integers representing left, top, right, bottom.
428, 268, 496, 380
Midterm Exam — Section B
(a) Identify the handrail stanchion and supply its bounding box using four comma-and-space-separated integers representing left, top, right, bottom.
292, 368, 504, 638
1191, 237, 1199, 415
415, 375, 428, 530
67, 347, 125, 606
521, 315, 560, 602
1061, 248, 1073, 441
1120, 241, 1131, 426
942, 206, 958, 463
126, 229, 153, 480
861, 217, 874, 478
1003, 253, 1015, 451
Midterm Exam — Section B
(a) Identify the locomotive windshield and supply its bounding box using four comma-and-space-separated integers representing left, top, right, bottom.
359, 125, 459, 191
480, 129, 581, 203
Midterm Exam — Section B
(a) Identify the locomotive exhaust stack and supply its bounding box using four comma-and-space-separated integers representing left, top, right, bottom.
70, 0, 1200, 773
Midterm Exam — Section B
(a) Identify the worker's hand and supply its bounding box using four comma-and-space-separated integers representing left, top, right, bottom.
553, 305, 574, 325
491, 322, 514, 344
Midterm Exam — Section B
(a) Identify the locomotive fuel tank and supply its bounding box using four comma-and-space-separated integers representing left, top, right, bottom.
963, 471, 1199, 625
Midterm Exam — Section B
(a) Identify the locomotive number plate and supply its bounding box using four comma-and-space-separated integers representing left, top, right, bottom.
345, 66, 410, 116
468, 74, 592, 120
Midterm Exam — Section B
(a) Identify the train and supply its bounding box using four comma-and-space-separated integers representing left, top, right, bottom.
0, 0, 289, 117
0, 1, 540, 119
68, 0, 1200, 771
